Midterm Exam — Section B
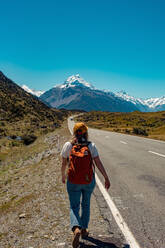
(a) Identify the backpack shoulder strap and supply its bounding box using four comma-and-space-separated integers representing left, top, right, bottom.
87, 141, 95, 172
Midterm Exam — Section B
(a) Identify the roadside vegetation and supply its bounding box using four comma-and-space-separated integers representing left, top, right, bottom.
0, 109, 82, 163
76, 111, 165, 141
0, 109, 66, 160
0, 119, 71, 201
0, 121, 74, 247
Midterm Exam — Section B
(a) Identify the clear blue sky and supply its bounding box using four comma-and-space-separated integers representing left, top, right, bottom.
0, 0, 165, 99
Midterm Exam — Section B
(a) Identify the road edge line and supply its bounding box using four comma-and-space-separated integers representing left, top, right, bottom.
95, 173, 141, 248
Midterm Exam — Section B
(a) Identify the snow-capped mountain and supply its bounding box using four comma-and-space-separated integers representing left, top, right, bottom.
144, 97, 165, 111
22, 75, 165, 112
40, 75, 138, 112
55, 74, 95, 90
22, 84, 44, 97
115, 91, 150, 112
116, 91, 165, 112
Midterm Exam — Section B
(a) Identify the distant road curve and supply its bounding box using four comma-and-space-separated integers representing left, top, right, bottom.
68, 116, 165, 248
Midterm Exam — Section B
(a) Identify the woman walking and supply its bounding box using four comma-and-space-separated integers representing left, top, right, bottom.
61, 122, 110, 248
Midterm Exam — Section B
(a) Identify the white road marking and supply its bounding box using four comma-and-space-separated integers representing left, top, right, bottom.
95, 174, 141, 248
120, 141, 127, 145
68, 121, 73, 135
146, 138, 165, 144
148, 150, 165, 158
68, 117, 141, 248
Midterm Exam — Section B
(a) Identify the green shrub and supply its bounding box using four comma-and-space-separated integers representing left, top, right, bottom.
0, 122, 5, 127
132, 127, 148, 136
125, 129, 130, 134
22, 135, 37, 145
11, 141, 19, 147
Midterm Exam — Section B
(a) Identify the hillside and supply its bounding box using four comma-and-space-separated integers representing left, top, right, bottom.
0, 71, 67, 151
76, 111, 165, 141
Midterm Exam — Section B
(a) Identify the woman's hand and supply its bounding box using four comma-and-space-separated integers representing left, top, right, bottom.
105, 177, 110, 190
93, 156, 111, 190
61, 157, 67, 184
62, 174, 66, 184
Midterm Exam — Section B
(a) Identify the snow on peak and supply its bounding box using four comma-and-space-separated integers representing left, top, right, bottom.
118, 90, 127, 95
66, 74, 81, 83
144, 96, 165, 108
116, 91, 138, 103
115, 91, 146, 106
22, 85, 44, 97
116, 91, 165, 109
55, 74, 95, 89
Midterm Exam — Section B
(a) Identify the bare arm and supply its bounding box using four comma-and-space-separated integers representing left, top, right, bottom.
61, 157, 68, 184
93, 156, 111, 190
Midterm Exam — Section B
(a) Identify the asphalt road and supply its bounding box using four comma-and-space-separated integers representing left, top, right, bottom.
68, 117, 165, 248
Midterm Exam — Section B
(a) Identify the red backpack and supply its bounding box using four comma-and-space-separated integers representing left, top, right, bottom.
68, 142, 94, 184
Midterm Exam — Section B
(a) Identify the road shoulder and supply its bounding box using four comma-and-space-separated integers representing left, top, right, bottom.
0, 123, 125, 247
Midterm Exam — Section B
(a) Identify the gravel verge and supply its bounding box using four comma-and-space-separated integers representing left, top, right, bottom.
0, 123, 125, 248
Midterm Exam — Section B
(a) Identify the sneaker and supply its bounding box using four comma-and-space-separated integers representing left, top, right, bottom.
81, 229, 89, 239
72, 227, 81, 248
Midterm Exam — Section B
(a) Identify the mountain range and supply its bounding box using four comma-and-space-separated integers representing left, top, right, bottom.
115, 91, 165, 112
29, 74, 165, 112
39, 75, 139, 112
15, 73, 165, 112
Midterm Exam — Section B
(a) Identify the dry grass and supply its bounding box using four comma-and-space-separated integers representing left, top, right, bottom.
0, 193, 35, 214
76, 111, 165, 141
0, 121, 72, 247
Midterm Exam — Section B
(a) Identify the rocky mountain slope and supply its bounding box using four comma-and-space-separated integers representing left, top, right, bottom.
0, 71, 66, 141
40, 74, 138, 112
